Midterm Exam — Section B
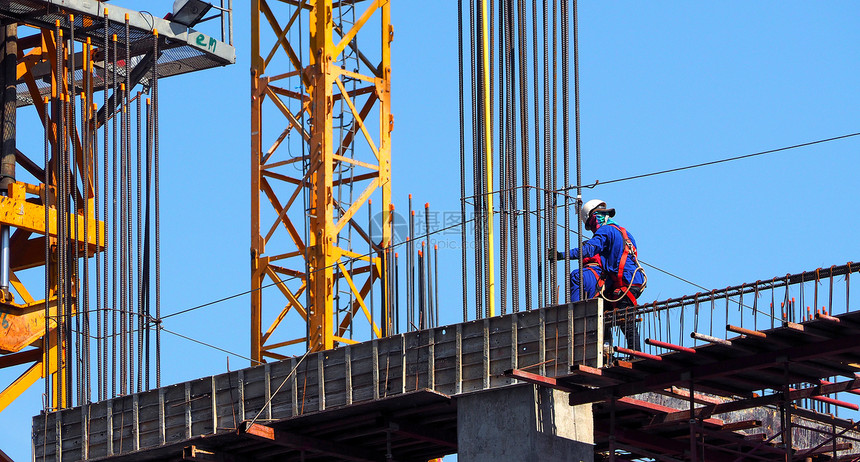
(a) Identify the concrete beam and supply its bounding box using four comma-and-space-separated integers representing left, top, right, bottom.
457, 384, 593, 462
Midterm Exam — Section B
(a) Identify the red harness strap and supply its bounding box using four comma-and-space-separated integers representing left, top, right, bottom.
608, 224, 640, 306
584, 265, 603, 289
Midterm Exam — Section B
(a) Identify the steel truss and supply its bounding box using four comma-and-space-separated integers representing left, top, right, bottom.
251, 0, 393, 359
0, 1, 235, 414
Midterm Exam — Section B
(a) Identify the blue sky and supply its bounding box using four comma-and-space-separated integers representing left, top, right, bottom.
2, 1, 860, 460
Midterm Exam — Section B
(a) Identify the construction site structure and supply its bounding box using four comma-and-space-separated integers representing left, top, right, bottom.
32, 262, 860, 461
6, 0, 860, 461
0, 0, 235, 418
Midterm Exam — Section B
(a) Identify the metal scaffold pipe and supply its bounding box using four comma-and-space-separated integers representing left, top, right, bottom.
0, 21, 14, 298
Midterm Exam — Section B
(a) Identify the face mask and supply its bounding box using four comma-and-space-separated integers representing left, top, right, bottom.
596, 213, 616, 227
586, 214, 598, 232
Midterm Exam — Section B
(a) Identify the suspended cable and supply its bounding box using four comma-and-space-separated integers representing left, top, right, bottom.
461, 131, 860, 203
569, 132, 860, 190
159, 326, 263, 365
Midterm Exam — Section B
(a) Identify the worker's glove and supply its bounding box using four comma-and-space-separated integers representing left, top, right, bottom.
549, 248, 566, 261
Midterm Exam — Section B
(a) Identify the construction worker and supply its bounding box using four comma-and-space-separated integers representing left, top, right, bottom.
554, 199, 646, 350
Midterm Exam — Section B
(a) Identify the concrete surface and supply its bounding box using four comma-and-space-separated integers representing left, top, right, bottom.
457, 384, 594, 462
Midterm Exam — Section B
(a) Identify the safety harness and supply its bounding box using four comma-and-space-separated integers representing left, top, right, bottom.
600, 224, 646, 306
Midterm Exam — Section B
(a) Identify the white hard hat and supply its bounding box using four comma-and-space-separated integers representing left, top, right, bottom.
579, 199, 615, 224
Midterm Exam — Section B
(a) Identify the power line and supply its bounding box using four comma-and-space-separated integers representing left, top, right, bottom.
639, 260, 708, 292
571, 132, 860, 189
159, 326, 262, 365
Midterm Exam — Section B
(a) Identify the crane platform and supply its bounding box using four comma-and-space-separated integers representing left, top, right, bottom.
0, 0, 235, 106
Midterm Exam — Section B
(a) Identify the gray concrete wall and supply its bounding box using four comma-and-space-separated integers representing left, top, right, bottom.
457, 384, 594, 462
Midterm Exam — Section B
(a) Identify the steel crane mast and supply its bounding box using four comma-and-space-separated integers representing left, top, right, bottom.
251, 0, 393, 359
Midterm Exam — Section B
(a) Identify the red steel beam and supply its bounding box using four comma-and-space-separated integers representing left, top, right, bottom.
821, 378, 860, 396
616, 397, 724, 427
570, 332, 860, 405
615, 346, 662, 361
789, 387, 859, 411
503, 368, 578, 393
646, 338, 696, 354
568, 364, 626, 386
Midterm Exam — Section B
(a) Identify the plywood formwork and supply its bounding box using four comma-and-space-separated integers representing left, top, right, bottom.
33, 299, 604, 460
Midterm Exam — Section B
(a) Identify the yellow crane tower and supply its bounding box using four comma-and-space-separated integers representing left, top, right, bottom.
251, 0, 394, 359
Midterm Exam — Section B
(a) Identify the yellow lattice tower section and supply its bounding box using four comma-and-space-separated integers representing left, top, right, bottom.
252, 0, 393, 359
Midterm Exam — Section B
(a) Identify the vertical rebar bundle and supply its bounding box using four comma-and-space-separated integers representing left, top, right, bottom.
23, 12, 166, 410
458, 0, 579, 317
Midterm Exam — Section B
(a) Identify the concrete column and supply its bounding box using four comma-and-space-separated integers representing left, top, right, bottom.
457, 384, 593, 462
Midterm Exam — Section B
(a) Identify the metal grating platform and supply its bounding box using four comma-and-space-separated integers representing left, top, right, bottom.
0, 0, 235, 106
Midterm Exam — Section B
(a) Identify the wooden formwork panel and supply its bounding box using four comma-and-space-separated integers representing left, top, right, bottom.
32, 300, 602, 460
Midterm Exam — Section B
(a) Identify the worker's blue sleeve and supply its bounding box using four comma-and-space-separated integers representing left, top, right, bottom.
568, 226, 610, 260
567, 226, 611, 260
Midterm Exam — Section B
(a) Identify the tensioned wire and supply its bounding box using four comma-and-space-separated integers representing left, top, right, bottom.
459, 131, 860, 202
50, 212, 480, 326
66, 214, 806, 369
57, 216, 485, 370
71, 128, 850, 327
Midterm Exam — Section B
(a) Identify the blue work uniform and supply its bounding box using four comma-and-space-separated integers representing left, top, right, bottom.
570, 264, 602, 302
567, 224, 644, 287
